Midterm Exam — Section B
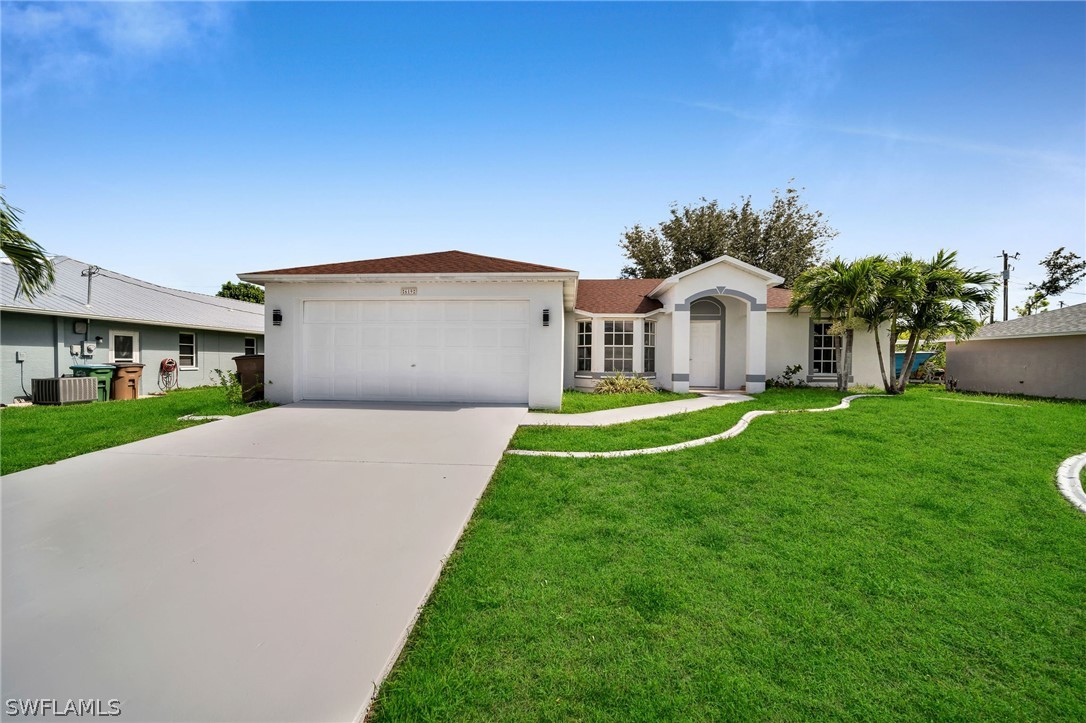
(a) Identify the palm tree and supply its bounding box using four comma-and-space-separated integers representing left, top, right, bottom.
789, 257, 882, 392
1, 189, 54, 299
892, 250, 996, 392
856, 257, 922, 394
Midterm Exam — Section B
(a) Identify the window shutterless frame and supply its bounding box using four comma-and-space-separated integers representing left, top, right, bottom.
244, 337, 257, 356
643, 321, 656, 373
576, 321, 592, 372
809, 320, 838, 376
108, 330, 140, 363
178, 332, 198, 369
603, 320, 634, 373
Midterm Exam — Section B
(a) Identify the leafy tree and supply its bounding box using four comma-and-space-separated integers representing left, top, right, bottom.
788, 256, 883, 392
619, 183, 836, 287
1015, 247, 1086, 316
216, 281, 265, 304
1, 188, 54, 299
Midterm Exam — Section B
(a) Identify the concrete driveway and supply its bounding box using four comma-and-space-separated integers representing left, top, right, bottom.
2, 402, 526, 722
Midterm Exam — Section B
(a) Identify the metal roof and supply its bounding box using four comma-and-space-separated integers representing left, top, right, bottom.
1, 256, 264, 334
968, 302, 1086, 340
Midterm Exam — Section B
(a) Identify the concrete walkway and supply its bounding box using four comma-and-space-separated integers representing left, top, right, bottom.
2, 402, 526, 722
522, 392, 752, 427
509, 394, 892, 458
1057, 452, 1086, 514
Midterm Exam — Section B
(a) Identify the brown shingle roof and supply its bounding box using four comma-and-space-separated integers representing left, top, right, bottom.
576, 279, 664, 314
575, 279, 793, 313
245, 250, 574, 276
767, 286, 792, 309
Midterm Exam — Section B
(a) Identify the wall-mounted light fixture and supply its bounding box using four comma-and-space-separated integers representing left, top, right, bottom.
542, 308, 550, 327
272, 309, 283, 326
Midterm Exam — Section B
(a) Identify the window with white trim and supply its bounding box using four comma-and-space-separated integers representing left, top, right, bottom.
811, 322, 837, 375
603, 320, 634, 373
179, 333, 198, 369
244, 337, 257, 356
576, 321, 592, 372
643, 321, 656, 373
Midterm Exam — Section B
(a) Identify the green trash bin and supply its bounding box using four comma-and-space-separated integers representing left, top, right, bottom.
71, 364, 116, 402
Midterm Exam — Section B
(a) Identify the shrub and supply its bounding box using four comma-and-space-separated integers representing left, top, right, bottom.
767, 364, 808, 388
211, 369, 243, 405
593, 373, 656, 395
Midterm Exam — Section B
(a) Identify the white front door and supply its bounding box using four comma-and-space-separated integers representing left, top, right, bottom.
690, 320, 719, 388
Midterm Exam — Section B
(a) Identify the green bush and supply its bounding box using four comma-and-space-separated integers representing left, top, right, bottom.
593, 373, 656, 395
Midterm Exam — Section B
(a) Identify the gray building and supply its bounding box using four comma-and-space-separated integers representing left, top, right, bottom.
945, 302, 1086, 400
1, 257, 264, 403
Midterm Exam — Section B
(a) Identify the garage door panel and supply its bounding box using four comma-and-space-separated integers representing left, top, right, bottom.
333, 301, 360, 323
302, 299, 529, 404
304, 301, 335, 323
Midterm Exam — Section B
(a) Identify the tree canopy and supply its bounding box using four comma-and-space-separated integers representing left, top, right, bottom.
217, 281, 265, 304
1015, 247, 1086, 316
1, 188, 54, 300
619, 184, 836, 287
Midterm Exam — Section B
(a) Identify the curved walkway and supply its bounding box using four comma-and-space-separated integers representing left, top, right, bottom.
1057, 453, 1086, 514
507, 394, 891, 458
523, 392, 752, 427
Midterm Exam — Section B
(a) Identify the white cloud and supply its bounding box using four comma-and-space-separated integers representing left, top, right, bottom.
688, 101, 1083, 174
726, 17, 842, 99
2, 1, 234, 98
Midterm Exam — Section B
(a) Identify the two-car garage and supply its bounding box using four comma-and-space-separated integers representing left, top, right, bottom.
301, 299, 530, 404
241, 250, 575, 410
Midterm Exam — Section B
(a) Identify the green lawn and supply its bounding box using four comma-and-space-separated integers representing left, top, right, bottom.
1, 386, 270, 475
544, 389, 700, 415
515, 387, 855, 451
372, 387, 1086, 720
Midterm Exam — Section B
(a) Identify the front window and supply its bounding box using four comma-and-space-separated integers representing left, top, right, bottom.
577, 321, 592, 372
244, 337, 257, 356
604, 320, 634, 373
179, 333, 198, 368
811, 321, 837, 375
643, 321, 656, 373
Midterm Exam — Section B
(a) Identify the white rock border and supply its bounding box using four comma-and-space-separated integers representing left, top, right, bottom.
506, 393, 892, 459
1056, 453, 1086, 514
177, 414, 230, 422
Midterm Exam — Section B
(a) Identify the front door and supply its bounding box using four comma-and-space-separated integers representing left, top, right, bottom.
690, 320, 719, 388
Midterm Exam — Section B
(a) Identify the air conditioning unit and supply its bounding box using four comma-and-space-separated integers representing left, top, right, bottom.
32, 377, 97, 405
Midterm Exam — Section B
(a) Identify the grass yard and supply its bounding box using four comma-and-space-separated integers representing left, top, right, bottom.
515, 387, 855, 451
372, 387, 1086, 720
546, 389, 700, 415
0, 386, 270, 475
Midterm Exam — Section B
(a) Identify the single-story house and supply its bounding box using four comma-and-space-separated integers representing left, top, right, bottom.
945, 302, 1086, 400
239, 250, 885, 409
1, 256, 264, 403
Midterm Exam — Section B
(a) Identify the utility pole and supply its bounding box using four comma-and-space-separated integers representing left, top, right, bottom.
1000, 250, 1019, 322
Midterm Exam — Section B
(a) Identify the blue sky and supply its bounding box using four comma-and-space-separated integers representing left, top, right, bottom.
3, 1, 1084, 314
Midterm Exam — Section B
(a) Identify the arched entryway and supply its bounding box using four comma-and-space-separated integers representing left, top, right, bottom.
689, 297, 725, 388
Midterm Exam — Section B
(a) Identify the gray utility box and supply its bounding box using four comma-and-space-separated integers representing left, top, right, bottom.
32, 377, 97, 405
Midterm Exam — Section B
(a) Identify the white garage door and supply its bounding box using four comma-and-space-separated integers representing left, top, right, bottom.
301, 299, 530, 403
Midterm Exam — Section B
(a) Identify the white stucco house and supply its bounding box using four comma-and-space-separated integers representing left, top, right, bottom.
239, 250, 884, 409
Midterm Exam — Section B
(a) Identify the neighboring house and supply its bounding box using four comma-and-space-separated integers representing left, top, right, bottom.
1, 257, 264, 403
239, 250, 884, 409
945, 302, 1086, 400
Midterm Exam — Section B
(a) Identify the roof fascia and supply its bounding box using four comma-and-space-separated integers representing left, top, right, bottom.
648, 255, 785, 297
0, 306, 263, 336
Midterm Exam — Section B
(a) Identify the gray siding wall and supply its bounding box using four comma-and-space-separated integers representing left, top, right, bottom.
945, 335, 1086, 400
1, 312, 263, 403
